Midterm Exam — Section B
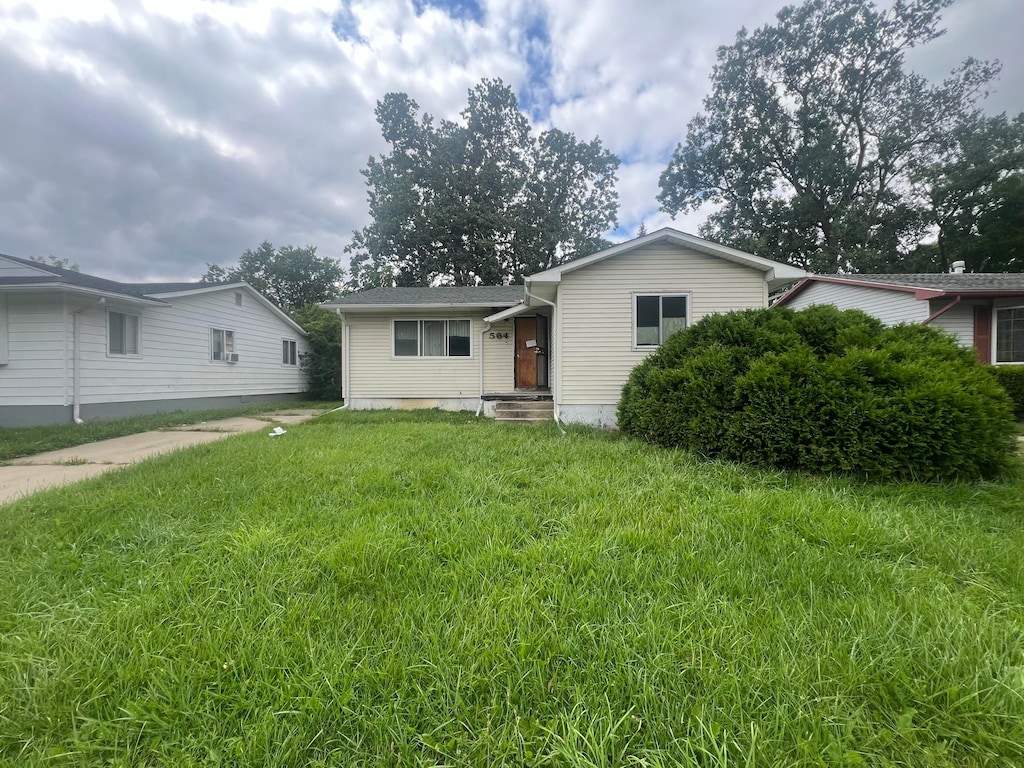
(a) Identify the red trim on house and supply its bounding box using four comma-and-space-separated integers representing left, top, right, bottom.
923, 295, 961, 325
775, 275, 1024, 306
974, 305, 992, 364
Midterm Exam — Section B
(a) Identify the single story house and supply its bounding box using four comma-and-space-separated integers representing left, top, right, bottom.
0, 253, 310, 427
775, 270, 1024, 365
323, 227, 807, 427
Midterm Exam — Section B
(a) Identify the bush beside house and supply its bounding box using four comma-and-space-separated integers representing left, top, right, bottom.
992, 366, 1024, 418
618, 306, 1017, 481
292, 305, 343, 400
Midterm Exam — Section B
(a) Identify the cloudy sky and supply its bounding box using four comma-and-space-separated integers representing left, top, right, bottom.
0, 0, 1020, 281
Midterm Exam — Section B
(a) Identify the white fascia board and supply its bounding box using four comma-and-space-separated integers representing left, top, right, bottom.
484, 303, 532, 323
327, 302, 521, 312
0, 284, 169, 306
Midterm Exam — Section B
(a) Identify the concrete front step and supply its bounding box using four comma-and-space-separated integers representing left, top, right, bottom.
493, 400, 554, 423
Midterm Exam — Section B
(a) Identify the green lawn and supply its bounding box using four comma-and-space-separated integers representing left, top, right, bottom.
0, 401, 340, 462
1, 411, 1022, 766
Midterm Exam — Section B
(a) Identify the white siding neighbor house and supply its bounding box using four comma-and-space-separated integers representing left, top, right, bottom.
324, 228, 807, 427
776, 271, 1024, 366
0, 254, 310, 427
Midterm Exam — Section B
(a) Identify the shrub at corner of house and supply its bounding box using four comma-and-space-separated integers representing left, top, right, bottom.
618, 306, 1018, 481
292, 304, 343, 401
992, 365, 1024, 416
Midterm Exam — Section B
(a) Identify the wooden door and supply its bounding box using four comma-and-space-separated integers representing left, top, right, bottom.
515, 316, 537, 388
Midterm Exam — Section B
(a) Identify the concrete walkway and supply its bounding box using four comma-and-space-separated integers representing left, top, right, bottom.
0, 409, 325, 505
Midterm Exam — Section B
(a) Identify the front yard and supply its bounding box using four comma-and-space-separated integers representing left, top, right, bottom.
1, 411, 1022, 766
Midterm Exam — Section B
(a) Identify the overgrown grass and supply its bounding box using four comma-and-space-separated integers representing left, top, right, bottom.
1, 411, 1022, 766
0, 401, 339, 461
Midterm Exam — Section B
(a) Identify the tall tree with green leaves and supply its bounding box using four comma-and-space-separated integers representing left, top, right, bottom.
348, 79, 620, 289
910, 113, 1024, 272
658, 0, 1002, 273
202, 242, 344, 312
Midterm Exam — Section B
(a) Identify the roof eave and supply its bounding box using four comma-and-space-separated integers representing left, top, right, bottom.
326, 301, 521, 312
0, 283, 170, 306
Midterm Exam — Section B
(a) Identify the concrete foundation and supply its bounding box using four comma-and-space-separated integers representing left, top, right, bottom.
558, 404, 620, 429
0, 393, 307, 428
345, 397, 482, 413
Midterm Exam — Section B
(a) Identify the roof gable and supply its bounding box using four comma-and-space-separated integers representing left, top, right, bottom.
526, 228, 807, 290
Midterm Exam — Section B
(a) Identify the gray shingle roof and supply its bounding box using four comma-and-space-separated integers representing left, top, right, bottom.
330, 286, 525, 306
0, 252, 233, 298
824, 273, 1024, 291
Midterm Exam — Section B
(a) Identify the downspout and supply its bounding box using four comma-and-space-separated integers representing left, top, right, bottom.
922, 295, 962, 325
523, 287, 564, 433
70, 298, 106, 424
477, 320, 492, 416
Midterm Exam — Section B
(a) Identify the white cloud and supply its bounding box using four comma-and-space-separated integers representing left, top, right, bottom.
0, 0, 1017, 280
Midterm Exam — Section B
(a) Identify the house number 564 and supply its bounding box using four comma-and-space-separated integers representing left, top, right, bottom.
488, 332, 510, 339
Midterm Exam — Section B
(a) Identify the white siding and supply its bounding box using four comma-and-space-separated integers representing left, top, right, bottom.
346, 310, 514, 399
556, 243, 769, 406
0, 288, 309, 408
0, 293, 68, 406
785, 281, 927, 326
75, 289, 308, 404
928, 299, 982, 348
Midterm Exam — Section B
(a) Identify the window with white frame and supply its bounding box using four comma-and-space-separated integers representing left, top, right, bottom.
108, 310, 140, 356
635, 294, 688, 346
282, 339, 298, 365
995, 307, 1024, 363
394, 319, 471, 357
211, 328, 235, 361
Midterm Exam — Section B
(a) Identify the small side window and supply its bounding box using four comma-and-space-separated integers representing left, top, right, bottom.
211, 328, 236, 361
282, 339, 297, 365
108, 310, 141, 356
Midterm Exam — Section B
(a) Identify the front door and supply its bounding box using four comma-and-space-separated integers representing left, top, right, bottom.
515, 316, 538, 388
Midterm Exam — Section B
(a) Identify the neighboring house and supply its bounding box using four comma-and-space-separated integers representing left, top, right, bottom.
0, 254, 310, 427
323, 228, 807, 427
775, 270, 1024, 365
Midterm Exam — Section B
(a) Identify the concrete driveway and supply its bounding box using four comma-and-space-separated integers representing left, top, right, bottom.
0, 409, 325, 505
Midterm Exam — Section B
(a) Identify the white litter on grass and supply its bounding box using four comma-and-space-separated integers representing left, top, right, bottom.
269, 426, 287, 436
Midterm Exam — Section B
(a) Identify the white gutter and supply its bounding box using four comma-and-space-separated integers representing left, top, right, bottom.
523, 286, 564, 433
340, 312, 350, 409
476, 320, 492, 416
70, 298, 106, 424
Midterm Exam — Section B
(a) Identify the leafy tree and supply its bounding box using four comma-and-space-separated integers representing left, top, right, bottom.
291, 305, 343, 400
910, 114, 1024, 272
658, 0, 1002, 273
30, 255, 79, 271
202, 242, 344, 312
348, 79, 620, 289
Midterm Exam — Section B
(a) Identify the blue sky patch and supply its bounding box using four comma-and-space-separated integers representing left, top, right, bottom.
412, 0, 485, 24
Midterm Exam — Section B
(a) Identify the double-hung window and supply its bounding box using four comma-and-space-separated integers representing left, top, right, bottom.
282, 339, 298, 365
394, 319, 471, 357
635, 294, 688, 347
108, 310, 140, 356
995, 307, 1024, 363
211, 328, 235, 361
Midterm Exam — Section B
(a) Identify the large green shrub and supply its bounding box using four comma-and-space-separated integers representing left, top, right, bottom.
618, 307, 1017, 481
992, 365, 1024, 416
292, 305, 343, 400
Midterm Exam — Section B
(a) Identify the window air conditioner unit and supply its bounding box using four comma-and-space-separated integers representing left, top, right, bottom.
227, 353, 240, 363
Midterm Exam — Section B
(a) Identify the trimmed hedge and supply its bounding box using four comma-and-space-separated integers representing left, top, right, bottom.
618, 306, 1017, 481
992, 365, 1024, 416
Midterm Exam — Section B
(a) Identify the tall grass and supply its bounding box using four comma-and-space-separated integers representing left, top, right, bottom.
1, 411, 1022, 766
